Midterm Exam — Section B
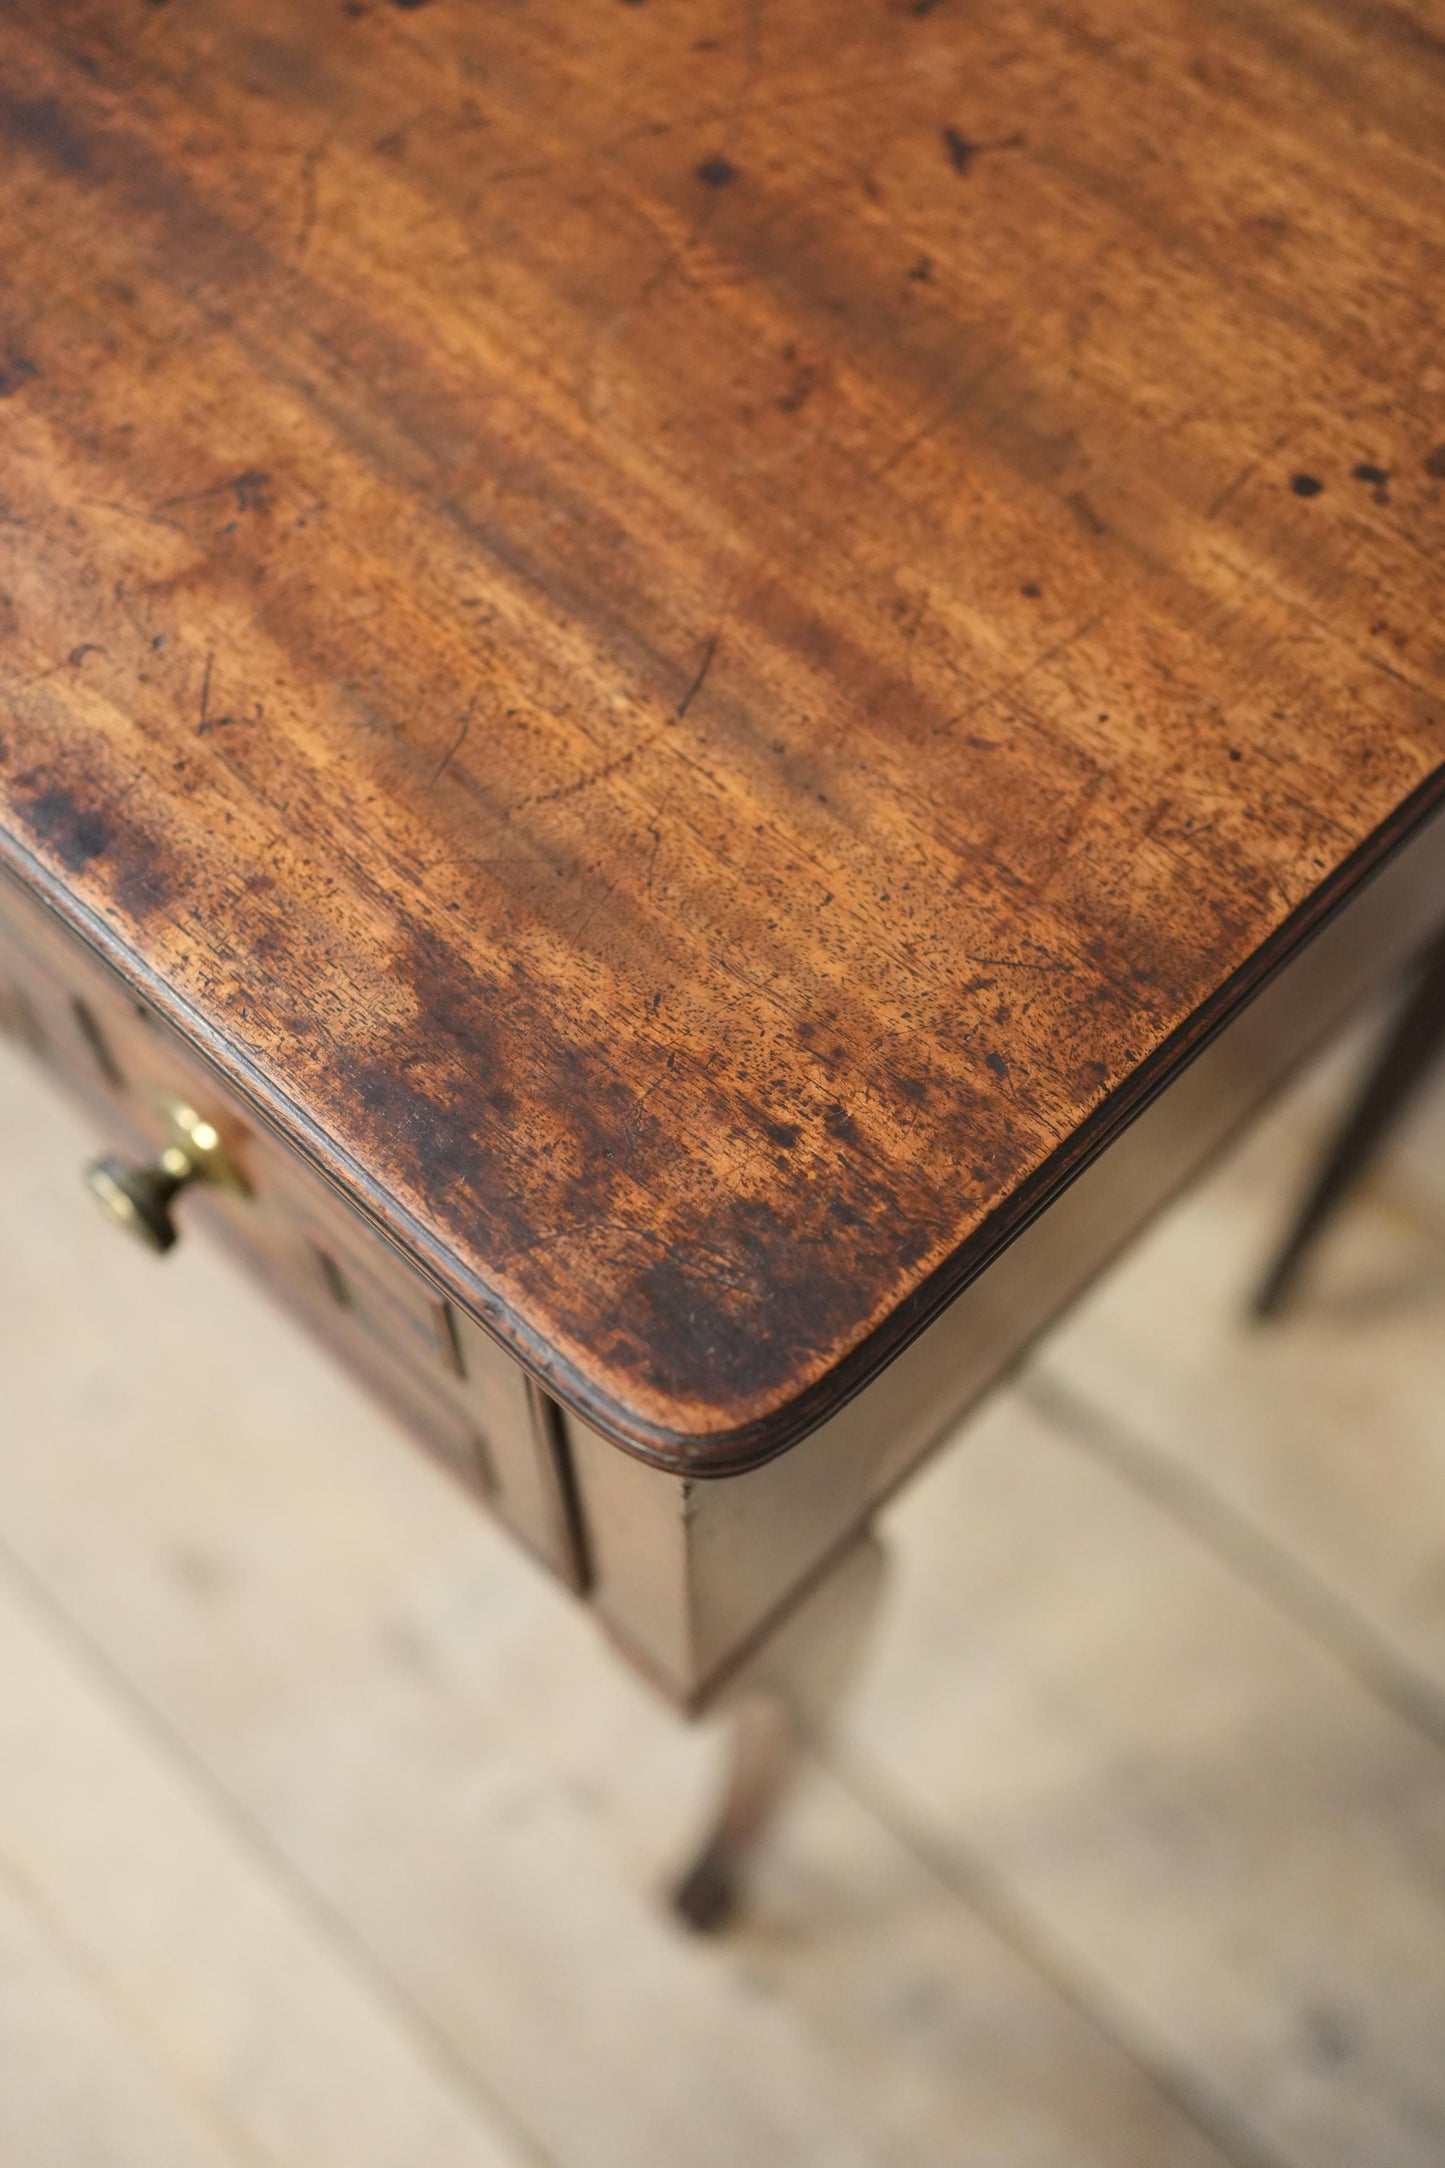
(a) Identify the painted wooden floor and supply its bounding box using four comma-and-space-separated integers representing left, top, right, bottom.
2, 988, 1445, 2168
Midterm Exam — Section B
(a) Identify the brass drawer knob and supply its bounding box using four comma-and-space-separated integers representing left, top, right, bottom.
85, 1093, 248, 1255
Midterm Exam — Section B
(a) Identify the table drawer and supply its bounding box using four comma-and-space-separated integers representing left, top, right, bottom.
0, 872, 583, 1590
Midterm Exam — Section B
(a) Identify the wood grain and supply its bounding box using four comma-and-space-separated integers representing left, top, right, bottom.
0, 0, 1441, 1463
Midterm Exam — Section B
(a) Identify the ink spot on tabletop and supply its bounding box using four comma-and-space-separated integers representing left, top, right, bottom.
1021, 581, 1042, 598
824, 1102, 863, 1147
696, 154, 736, 188
1352, 462, 1389, 487
777, 357, 817, 414
942, 126, 976, 174
1068, 490, 1107, 535
391, 0, 432, 10
1290, 472, 1324, 497
985, 1050, 1009, 1079
907, 255, 934, 282
763, 1119, 800, 1150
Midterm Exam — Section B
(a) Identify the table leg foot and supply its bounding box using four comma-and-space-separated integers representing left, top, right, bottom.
670, 1535, 885, 1933
671, 1690, 796, 1930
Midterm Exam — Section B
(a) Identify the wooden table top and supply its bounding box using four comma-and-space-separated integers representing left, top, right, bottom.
0, 1, 1441, 1471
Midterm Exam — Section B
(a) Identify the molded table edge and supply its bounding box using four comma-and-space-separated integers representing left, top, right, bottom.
4, 758, 1443, 1477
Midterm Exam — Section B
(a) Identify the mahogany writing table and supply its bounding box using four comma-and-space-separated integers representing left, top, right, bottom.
0, 0, 1442, 1920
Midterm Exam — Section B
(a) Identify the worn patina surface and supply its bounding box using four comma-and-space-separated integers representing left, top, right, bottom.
0, 0, 1441, 1462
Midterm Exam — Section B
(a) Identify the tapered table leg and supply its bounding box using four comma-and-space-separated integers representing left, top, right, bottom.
673, 1690, 798, 1930
672, 1534, 886, 1932
1253, 931, 1445, 1319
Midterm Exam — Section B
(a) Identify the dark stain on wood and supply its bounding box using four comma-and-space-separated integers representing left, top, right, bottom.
0, 93, 92, 174
941, 126, 977, 174
0, 355, 38, 398
942, 124, 1023, 176
17, 786, 113, 874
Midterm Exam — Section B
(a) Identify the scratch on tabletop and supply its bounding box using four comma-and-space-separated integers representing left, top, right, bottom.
431, 695, 477, 786
158, 469, 271, 517
873, 355, 1003, 482
1206, 432, 1292, 522
673, 633, 719, 724
934, 612, 1107, 738
296, 135, 332, 257
11, 643, 108, 693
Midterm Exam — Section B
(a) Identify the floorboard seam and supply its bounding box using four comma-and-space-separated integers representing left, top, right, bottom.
823, 1739, 1299, 2168
1020, 1368, 1445, 1760
0, 1535, 561, 2168
0, 1852, 276, 2168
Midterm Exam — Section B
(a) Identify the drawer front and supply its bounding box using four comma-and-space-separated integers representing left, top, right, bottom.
0, 871, 583, 1589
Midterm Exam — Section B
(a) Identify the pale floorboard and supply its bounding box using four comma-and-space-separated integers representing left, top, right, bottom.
0, 1866, 253, 2168
0, 1569, 538, 2168
843, 1394, 1445, 2168
2, 989, 1445, 2167
1035, 1010, 1445, 1715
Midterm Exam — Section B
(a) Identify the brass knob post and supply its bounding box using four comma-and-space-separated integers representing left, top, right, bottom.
84, 1093, 248, 1255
